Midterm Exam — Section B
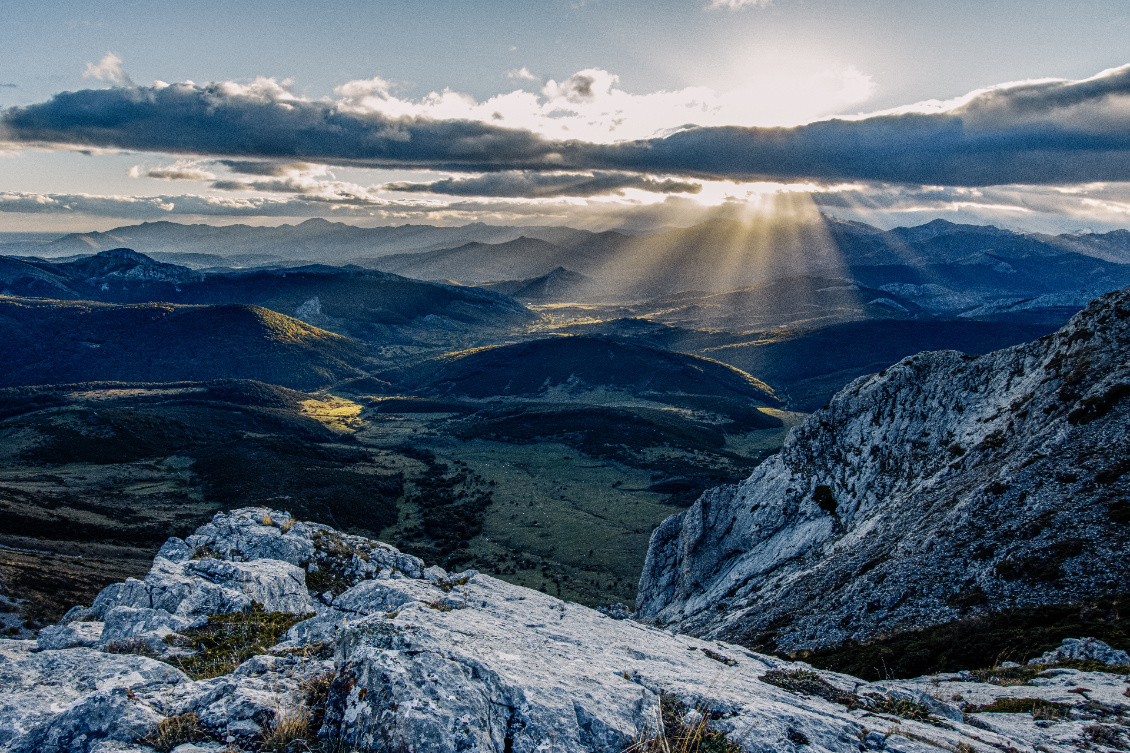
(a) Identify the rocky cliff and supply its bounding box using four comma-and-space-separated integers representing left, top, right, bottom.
6, 509, 1130, 752
637, 286, 1130, 652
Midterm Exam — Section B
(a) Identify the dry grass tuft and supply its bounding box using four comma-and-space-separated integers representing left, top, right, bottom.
625, 693, 741, 753
261, 703, 311, 751
137, 712, 211, 752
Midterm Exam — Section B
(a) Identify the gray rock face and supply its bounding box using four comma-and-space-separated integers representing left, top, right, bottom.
1028, 637, 1130, 666
7, 508, 1128, 753
0, 641, 186, 747
92, 556, 314, 620
37, 622, 103, 651
98, 608, 190, 654
637, 286, 1130, 651
7, 688, 164, 753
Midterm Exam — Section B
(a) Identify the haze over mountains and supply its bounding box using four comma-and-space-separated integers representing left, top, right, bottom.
8, 215, 1130, 311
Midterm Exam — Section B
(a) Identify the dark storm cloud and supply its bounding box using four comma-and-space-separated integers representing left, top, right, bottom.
0, 81, 568, 171
386, 171, 701, 197
5, 65, 1130, 186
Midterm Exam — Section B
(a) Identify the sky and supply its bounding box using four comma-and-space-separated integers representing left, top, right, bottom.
3, 0, 1130, 234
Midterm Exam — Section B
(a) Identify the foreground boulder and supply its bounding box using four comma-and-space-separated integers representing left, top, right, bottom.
4, 508, 1128, 753
638, 285, 1130, 652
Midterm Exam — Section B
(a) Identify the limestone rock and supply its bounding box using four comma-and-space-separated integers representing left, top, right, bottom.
0, 641, 185, 748
319, 572, 1028, 753
638, 285, 1130, 651
98, 607, 190, 654
1027, 637, 1130, 666
10, 508, 1129, 753
7, 687, 164, 753
37, 622, 103, 651
92, 555, 314, 620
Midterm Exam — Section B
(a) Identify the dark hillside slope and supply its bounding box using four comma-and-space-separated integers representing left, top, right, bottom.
380, 335, 781, 404
704, 319, 1062, 411
639, 285, 1130, 659
0, 250, 536, 337
0, 297, 373, 390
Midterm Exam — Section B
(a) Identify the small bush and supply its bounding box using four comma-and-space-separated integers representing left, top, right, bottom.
191, 545, 221, 561
137, 712, 211, 752
436, 574, 471, 593
871, 696, 933, 722
301, 671, 335, 735
1083, 724, 1127, 747
102, 638, 163, 660
261, 703, 310, 752
760, 670, 861, 708
169, 605, 312, 680
974, 697, 1071, 719
626, 693, 742, 753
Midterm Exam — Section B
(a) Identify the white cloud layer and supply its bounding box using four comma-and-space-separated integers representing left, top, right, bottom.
10, 180, 1130, 234
707, 0, 772, 9
128, 159, 216, 181
333, 64, 875, 141
82, 53, 134, 88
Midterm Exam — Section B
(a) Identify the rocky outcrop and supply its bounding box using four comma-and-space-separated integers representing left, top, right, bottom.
5, 508, 1129, 753
1028, 638, 1130, 667
0, 643, 186, 747
637, 286, 1130, 651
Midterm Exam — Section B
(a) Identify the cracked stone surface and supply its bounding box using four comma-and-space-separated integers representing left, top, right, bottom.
637, 285, 1130, 653
4, 508, 1128, 751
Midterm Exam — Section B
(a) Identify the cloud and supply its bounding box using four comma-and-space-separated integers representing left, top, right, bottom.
82, 52, 134, 88
385, 171, 701, 198
0, 189, 730, 234
12, 184, 1130, 235
707, 0, 772, 8
128, 160, 216, 181
507, 67, 539, 82
5, 64, 1130, 187
219, 160, 325, 177
329, 64, 872, 139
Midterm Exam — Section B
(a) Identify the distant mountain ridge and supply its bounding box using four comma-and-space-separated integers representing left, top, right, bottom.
2, 218, 599, 262
0, 248, 537, 340
7, 216, 1130, 309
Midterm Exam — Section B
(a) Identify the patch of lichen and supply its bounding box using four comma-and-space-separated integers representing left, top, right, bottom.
168, 605, 312, 680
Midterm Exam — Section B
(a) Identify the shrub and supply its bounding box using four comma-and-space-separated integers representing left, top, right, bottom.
102, 638, 163, 660
626, 693, 742, 753
261, 703, 311, 752
137, 712, 211, 752
168, 605, 312, 680
871, 696, 933, 722
974, 697, 1071, 719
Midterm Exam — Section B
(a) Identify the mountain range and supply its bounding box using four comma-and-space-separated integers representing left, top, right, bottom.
8, 215, 1130, 316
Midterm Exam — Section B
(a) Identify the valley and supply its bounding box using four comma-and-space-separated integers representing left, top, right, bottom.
1, 213, 1127, 676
